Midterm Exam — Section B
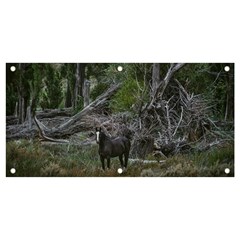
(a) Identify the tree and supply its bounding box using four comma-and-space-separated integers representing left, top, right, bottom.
6, 63, 18, 116
148, 63, 186, 109
130, 63, 187, 158
151, 63, 160, 96
73, 63, 86, 109
16, 63, 32, 123
60, 63, 75, 108
41, 64, 63, 109
30, 64, 44, 113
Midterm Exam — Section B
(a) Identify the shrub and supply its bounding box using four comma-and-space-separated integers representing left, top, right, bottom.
90, 82, 109, 100
110, 79, 144, 112
73, 96, 84, 114
6, 140, 234, 177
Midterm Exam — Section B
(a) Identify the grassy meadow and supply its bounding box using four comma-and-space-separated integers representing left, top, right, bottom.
6, 139, 234, 177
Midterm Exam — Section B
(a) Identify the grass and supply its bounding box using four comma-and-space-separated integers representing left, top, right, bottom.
6, 140, 234, 177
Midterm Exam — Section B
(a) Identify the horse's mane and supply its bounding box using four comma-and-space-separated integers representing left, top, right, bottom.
101, 131, 123, 141
100, 131, 111, 140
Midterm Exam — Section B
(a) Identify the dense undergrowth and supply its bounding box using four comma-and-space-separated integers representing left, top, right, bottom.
6, 140, 234, 177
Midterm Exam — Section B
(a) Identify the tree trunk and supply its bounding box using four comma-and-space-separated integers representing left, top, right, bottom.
83, 80, 90, 107
151, 63, 160, 96
14, 102, 18, 118
17, 63, 24, 123
148, 63, 186, 109
19, 97, 25, 123
17, 63, 29, 124
26, 105, 32, 129
73, 63, 86, 109
74, 63, 81, 108
65, 79, 72, 108
226, 64, 234, 121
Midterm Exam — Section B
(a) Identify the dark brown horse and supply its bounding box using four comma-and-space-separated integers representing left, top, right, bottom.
95, 127, 131, 170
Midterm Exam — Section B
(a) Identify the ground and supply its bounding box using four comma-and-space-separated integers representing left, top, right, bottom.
6, 139, 234, 177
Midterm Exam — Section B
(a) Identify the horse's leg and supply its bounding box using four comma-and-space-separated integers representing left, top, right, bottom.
119, 155, 124, 168
124, 152, 129, 168
123, 139, 130, 169
107, 157, 111, 169
100, 156, 105, 170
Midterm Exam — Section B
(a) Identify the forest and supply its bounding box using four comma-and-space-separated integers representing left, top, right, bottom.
6, 63, 234, 177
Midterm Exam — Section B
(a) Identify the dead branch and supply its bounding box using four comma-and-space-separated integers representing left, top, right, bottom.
34, 116, 69, 143
173, 106, 183, 137
35, 108, 73, 119
6, 84, 121, 140
148, 63, 186, 109
129, 158, 166, 164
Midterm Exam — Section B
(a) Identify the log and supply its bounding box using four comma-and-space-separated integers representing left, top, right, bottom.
6, 116, 18, 125
35, 108, 73, 119
129, 158, 166, 164
6, 84, 121, 140
34, 116, 69, 143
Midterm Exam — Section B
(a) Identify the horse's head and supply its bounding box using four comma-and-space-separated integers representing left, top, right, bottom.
95, 127, 102, 144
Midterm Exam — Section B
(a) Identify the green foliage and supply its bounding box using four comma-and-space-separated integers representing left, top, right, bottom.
6, 64, 17, 115
40, 64, 63, 109
6, 84, 17, 115
73, 96, 84, 114
175, 63, 233, 120
124, 63, 152, 82
6, 63, 45, 115
102, 64, 126, 83
90, 82, 109, 100
6, 63, 233, 122
85, 63, 110, 80
110, 78, 145, 112
61, 63, 76, 107
29, 64, 44, 113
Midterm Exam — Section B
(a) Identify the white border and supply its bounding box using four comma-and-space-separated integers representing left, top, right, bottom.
1, 1, 239, 240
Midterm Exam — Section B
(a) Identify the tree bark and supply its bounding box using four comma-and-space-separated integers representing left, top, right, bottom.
26, 105, 32, 129
17, 63, 24, 123
14, 102, 18, 117
226, 64, 234, 121
151, 63, 160, 95
65, 79, 72, 108
73, 63, 86, 109
17, 63, 30, 124
83, 80, 90, 107
74, 63, 81, 108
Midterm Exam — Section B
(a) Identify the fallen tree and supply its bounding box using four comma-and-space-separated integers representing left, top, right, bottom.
35, 108, 73, 119
129, 63, 233, 158
6, 84, 121, 140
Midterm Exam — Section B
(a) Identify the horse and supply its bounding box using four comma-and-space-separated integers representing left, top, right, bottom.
95, 127, 131, 170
